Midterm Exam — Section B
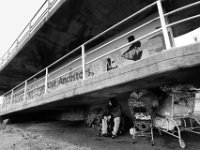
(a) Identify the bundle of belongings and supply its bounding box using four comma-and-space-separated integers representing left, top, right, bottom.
154, 84, 195, 131
156, 95, 192, 117
135, 112, 151, 120
85, 107, 103, 130
128, 90, 158, 135
129, 91, 158, 121
153, 116, 182, 131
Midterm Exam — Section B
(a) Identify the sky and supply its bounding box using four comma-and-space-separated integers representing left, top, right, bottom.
174, 27, 200, 47
0, 0, 45, 104
0, 0, 45, 58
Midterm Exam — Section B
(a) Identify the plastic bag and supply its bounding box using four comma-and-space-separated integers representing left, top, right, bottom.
154, 116, 181, 131
157, 95, 191, 117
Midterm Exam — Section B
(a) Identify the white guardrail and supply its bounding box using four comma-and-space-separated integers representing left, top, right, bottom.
1, 0, 200, 112
0, 0, 61, 69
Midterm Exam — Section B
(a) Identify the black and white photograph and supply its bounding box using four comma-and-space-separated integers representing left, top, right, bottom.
0, 0, 200, 149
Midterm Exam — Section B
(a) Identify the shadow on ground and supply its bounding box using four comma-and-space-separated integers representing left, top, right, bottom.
0, 121, 200, 150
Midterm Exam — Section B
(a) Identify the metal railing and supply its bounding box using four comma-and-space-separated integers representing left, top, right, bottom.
0, 0, 62, 69
1, 0, 200, 112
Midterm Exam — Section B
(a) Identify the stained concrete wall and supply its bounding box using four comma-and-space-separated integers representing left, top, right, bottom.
1, 42, 200, 118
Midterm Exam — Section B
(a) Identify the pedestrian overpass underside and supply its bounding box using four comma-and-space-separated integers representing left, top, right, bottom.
0, 0, 199, 94
0, 0, 200, 118
1, 43, 200, 117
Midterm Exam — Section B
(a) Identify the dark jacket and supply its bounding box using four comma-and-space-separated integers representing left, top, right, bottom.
102, 104, 122, 118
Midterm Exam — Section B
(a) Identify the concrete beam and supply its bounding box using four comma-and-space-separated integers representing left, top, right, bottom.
1, 42, 200, 116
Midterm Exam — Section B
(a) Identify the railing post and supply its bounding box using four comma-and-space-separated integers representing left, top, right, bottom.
157, 0, 171, 49
45, 68, 48, 94
24, 80, 27, 102
0, 60, 2, 68
16, 39, 19, 48
29, 22, 32, 35
11, 89, 14, 107
81, 45, 86, 80
1, 96, 4, 111
48, 0, 51, 12
0, 96, 5, 112
46, 0, 51, 20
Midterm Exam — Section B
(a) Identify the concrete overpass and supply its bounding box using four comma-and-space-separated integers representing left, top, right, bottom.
0, 0, 200, 94
0, 0, 200, 121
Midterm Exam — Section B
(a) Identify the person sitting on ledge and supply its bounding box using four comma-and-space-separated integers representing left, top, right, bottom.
97, 98, 122, 138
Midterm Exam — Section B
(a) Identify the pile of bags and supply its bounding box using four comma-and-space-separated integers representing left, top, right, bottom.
128, 84, 197, 131
154, 84, 196, 130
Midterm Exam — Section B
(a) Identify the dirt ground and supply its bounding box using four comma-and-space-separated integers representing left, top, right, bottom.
0, 121, 200, 150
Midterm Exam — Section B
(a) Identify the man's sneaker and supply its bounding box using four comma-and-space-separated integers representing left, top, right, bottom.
97, 133, 109, 137
111, 134, 117, 139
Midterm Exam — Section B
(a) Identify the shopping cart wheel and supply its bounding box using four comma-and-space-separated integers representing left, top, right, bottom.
158, 129, 162, 135
151, 140, 154, 146
179, 139, 186, 149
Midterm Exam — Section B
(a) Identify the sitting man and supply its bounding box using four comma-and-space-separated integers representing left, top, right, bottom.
98, 98, 122, 138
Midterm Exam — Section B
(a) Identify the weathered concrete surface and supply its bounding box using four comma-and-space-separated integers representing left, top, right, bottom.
1, 42, 200, 116
0, 0, 200, 94
1, 121, 200, 150
0, 0, 155, 93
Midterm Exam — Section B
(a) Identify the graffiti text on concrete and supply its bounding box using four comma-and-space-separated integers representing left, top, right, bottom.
48, 69, 94, 89
13, 90, 24, 104
27, 85, 45, 100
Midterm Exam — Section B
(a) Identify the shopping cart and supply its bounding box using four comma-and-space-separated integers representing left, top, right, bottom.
129, 94, 154, 145
154, 86, 200, 149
